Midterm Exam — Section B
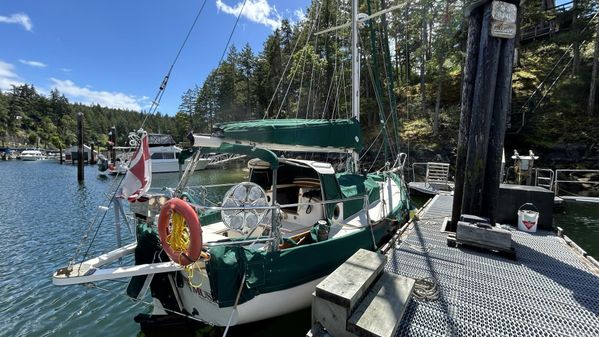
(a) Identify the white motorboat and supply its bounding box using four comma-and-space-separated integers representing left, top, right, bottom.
149, 144, 209, 173
98, 135, 210, 176
20, 150, 45, 161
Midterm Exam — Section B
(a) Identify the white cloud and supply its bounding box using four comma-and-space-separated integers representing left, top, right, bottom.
0, 13, 33, 31
19, 59, 47, 68
0, 60, 24, 91
60, 68, 72, 73
50, 78, 142, 111
293, 8, 306, 22
216, 0, 281, 30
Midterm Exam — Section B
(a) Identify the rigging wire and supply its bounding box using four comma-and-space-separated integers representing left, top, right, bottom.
265, 1, 322, 119
275, 19, 318, 119
322, 66, 338, 118
217, 0, 249, 68
142, 0, 209, 128
360, 33, 395, 157
295, 0, 332, 119
304, 1, 324, 119
74, 1, 212, 267
321, 6, 344, 119
376, 2, 402, 154
294, 36, 311, 118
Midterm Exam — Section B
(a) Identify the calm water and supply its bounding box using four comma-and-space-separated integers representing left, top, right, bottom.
0, 160, 597, 337
555, 202, 599, 257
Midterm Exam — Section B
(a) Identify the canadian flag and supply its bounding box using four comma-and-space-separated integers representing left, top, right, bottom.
120, 132, 152, 201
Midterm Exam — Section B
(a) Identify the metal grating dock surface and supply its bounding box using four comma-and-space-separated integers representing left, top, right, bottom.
388, 194, 599, 337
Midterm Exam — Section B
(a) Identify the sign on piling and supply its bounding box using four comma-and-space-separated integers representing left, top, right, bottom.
490, 1, 517, 39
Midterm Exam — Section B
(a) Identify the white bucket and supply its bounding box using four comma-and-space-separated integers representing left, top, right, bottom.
517, 203, 539, 232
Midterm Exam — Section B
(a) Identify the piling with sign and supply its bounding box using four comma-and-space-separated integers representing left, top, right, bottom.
451, 0, 519, 229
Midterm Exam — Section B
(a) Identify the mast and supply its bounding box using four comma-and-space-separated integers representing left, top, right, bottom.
351, 0, 360, 173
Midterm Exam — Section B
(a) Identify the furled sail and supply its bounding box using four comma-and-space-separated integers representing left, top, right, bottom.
190, 118, 363, 154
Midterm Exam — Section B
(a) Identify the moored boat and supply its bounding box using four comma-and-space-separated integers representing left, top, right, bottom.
52, 0, 411, 328
98, 134, 210, 176
20, 150, 45, 161
53, 119, 411, 326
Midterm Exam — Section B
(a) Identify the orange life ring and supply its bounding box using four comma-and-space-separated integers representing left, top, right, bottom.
158, 198, 203, 266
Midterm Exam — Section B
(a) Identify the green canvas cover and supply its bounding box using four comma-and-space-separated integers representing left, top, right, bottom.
213, 119, 363, 152
337, 172, 410, 219
203, 143, 279, 168
205, 223, 391, 308
319, 173, 343, 220
337, 173, 383, 217
177, 147, 197, 165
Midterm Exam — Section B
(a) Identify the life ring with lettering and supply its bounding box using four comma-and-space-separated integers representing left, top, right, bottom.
158, 198, 203, 266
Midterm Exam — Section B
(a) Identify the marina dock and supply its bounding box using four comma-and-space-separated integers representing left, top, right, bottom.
385, 194, 599, 337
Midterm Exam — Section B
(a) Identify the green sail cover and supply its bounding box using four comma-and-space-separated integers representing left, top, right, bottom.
213, 119, 363, 152
203, 143, 279, 168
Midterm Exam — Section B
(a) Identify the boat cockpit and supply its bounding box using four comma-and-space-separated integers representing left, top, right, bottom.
247, 158, 337, 237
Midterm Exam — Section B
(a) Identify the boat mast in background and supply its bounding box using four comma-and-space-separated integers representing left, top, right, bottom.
351, 0, 360, 173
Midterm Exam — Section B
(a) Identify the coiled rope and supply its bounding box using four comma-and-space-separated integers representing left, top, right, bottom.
413, 277, 439, 301
166, 211, 203, 288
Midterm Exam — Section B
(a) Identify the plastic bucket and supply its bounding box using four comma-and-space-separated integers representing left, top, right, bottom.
517, 203, 539, 232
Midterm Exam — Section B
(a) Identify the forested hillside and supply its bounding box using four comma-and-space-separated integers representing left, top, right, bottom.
0, 86, 181, 149
176, 0, 598, 165
1, 0, 598, 167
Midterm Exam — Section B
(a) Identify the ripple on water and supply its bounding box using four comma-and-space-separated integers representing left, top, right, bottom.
0, 162, 143, 337
0, 161, 249, 337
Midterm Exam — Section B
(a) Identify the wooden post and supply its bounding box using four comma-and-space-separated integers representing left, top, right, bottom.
109, 126, 116, 164
77, 112, 84, 183
90, 143, 96, 165
451, 8, 483, 230
452, 0, 518, 227
461, 4, 502, 216
483, 35, 516, 223
588, 20, 599, 116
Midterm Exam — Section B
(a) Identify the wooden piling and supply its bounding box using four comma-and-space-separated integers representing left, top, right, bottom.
90, 143, 96, 165
109, 126, 116, 164
77, 112, 84, 183
453, 0, 519, 226
451, 8, 483, 230
483, 36, 516, 222
462, 4, 502, 216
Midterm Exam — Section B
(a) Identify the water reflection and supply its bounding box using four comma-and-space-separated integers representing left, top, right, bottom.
554, 201, 599, 257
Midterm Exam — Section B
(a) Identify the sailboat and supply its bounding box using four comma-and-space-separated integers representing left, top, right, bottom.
52, 0, 410, 327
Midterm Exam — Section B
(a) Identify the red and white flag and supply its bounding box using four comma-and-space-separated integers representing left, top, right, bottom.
120, 132, 152, 201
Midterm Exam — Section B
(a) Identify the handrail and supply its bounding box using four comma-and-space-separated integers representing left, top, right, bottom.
188, 194, 369, 212
411, 162, 450, 186
535, 168, 555, 191
203, 237, 275, 247
554, 169, 599, 198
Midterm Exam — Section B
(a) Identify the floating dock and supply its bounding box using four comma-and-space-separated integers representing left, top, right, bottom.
386, 194, 599, 337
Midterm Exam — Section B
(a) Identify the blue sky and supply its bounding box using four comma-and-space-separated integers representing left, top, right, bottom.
1, 0, 310, 114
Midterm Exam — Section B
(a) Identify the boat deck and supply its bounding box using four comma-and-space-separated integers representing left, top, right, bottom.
407, 182, 454, 197
387, 194, 599, 337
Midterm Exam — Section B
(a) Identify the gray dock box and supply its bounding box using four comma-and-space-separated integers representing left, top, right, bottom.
496, 184, 553, 229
